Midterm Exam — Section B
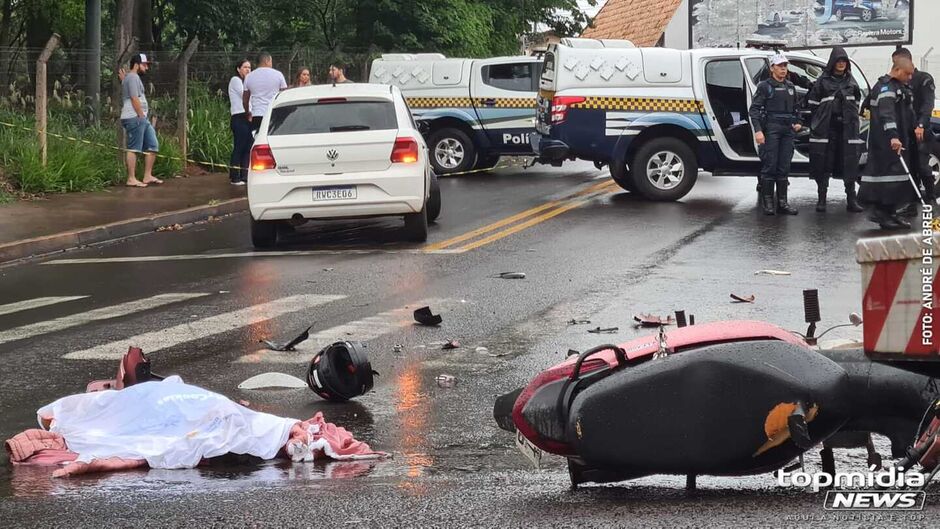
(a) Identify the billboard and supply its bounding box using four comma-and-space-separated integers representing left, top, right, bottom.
689, 0, 913, 49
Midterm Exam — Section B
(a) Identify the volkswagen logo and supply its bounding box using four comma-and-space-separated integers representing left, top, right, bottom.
326, 149, 339, 164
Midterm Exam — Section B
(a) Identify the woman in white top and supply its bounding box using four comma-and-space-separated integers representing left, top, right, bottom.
228, 59, 252, 185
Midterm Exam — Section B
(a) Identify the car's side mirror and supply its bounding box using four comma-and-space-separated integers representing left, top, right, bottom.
416, 120, 431, 135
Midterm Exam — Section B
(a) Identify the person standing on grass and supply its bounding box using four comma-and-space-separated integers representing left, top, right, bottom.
292, 67, 311, 88
228, 59, 252, 185
121, 53, 161, 188
243, 52, 287, 134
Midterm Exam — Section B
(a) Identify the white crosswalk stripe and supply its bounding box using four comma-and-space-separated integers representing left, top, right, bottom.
63, 294, 346, 360
236, 298, 453, 364
0, 296, 89, 317
0, 293, 209, 346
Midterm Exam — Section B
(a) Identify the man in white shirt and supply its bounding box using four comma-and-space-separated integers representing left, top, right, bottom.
243, 52, 287, 133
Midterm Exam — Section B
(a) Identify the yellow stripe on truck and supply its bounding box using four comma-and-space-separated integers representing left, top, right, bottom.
572, 97, 705, 113
405, 97, 536, 109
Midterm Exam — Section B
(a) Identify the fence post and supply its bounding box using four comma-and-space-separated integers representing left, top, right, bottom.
36, 33, 61, 167
177, 37, 199, 167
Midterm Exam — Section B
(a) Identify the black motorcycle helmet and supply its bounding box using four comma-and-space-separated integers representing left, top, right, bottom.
306, 341, 377, 401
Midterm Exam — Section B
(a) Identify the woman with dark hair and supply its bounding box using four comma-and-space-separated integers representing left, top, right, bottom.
228, 59, 252, 185
293, 67, 311, 88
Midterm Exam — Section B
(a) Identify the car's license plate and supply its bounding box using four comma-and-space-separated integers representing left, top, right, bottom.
515, 430, 543, 469
312, 186, 356, 201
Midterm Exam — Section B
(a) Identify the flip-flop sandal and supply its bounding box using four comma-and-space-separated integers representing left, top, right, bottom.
125, 182, 148, 188
142, 178, 164, 185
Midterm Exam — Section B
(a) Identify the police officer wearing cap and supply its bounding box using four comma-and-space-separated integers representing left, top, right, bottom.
806, 47, 865, 214
749, 54, 802, 216
893, 47, 937, 210
858, 54, 917, 230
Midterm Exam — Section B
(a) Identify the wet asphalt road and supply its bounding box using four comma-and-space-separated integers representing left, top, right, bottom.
1, 163, 938, 528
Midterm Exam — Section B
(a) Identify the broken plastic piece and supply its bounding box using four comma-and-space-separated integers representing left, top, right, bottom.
566, 349, 580, 357
498, 272, 526, 279
567, 319, 591, 325
754, 270, 791, 276
442, 340, 460, 350
436, 374, 457, 388
238, 373, 308, 390
633, 314, 675, 327
474, 346, 489, 355
731, 293, 756, 303
414, 306, 443, 326
393, 344, 404, 353
260, 325, 312, 352
587, 326, 619, 334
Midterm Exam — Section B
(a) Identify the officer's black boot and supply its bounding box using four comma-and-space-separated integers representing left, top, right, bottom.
776, 181, 798, 215
845, 181, 864, 213
816, 183, 827, 213
760, 180, 776, 216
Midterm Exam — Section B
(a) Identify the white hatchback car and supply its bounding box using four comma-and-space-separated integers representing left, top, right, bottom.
247, 83, 441, 248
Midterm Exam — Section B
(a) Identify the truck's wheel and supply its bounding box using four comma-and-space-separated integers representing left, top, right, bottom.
427, 172, 442, 223
250, 217, 278, 249
428, 128, 476, 175
610, 161, 636, 192
630, 137, 698, 202
929, 144, 940, 189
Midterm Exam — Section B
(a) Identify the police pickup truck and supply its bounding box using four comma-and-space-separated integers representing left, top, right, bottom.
530, 39, 939, 201
370, 54, 542, 175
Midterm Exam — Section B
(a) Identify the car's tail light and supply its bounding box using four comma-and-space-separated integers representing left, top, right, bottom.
550, 96, 586, 125
391, 137, 419, 163
250, 144, 276, 171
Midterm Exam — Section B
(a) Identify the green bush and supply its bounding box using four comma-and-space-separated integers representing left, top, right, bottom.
187, 84, 232, 169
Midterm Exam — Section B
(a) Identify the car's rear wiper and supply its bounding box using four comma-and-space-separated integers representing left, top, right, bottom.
330, 125, 370, 132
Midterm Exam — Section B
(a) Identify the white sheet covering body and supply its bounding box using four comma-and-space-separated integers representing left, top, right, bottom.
37, 376, 298, 469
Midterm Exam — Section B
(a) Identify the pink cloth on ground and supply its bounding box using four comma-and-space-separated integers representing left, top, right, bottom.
4, 429, 77, 465
286, 412, 388, 461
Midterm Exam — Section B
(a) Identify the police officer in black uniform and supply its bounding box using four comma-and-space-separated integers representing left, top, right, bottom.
749, 54, 802, 216
806, 47, 865, 213
894, 47, 937, 210
858, 55, 917, 230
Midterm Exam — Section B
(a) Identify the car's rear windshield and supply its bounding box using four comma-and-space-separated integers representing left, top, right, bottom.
268, 100, 397, 136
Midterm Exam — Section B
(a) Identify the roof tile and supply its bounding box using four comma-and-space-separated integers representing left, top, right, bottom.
582, 0, 683, 47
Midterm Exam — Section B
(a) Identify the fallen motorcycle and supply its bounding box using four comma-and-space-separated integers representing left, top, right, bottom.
493, 317, 939, 489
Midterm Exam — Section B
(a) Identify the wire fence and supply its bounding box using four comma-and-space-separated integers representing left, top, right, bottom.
0, 45, 381, 183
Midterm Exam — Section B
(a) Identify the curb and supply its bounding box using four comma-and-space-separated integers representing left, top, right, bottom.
0, 197, 248, 264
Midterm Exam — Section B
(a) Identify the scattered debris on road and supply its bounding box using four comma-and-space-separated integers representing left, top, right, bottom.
393, 344, 404, 353
754, 269, 791, 276
474, 346, 489, 355
588, 326, 619, 334
238, 372, 308, 390
413, 306, 443, 326
633, 314, 675, 327
156, 223, 184, 232
567, 319, 591, 325
730, 293, 756, 303
323, 268, 335, 272
442, 340, 460, 350
260, 325, 312, 352
436, 374, 457, 388
496, 272, 526, 279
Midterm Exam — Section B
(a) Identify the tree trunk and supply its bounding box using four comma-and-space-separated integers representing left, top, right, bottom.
135, 0, 154, 47
0, 0, 13, 95
25, 6, 54, 95
113, 0, 136, 112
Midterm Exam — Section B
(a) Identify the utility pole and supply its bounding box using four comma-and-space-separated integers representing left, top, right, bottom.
85, 0, 101, 123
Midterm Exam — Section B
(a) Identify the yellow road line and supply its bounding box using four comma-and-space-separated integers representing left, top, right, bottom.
424, 179, 616, 251
452, 185, 615, 253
